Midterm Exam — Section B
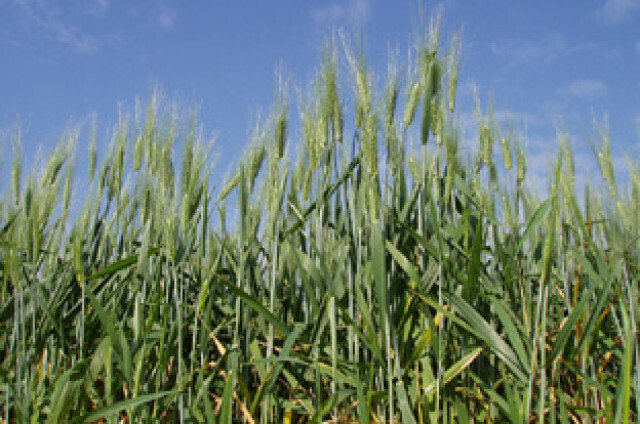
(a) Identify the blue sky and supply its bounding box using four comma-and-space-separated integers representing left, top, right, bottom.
1, 0, 639, 194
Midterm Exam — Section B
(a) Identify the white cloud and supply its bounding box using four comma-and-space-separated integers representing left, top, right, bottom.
598, 0, 640, 24
457, 108, 537, 133
561, 79, 607, 98
493, 110, 538, 127
509, 131, 610, 198
14, 0, 99, 53
455, 108, 541, 166
156, 6, 176, 29
312, 0, 371, 26
489, 33, 594, 65
87, 0, 110, 16
636, 40, 640, 52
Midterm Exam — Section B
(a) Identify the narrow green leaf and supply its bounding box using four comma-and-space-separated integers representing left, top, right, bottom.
371, 220, 389, 328
516, 199, 551, 254
72, 391, 174, 423
87, 247, 161, 280
396, 379, 417, 424
385, 240, 421, 287
422, 347, 482, 394
219, 274, 290, 337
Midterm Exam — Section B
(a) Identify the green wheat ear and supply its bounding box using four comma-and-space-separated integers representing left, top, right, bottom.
500, 135, 512, 170
12, 135, 21, 206
404, 81, 420, 128
516, 144, 526, 182
274, 111, 286, 159
89, 113, 97, 182
447, 34, 461, 114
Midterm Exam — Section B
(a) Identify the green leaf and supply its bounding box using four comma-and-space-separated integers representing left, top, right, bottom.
548, 279, 595, 364
285, 155, 360, 236
465, 212, 483, 302
220, 370, 234, 424
422, 347, 482, 394
491, 296, 530, 372
249, 324, 304, 415
87, 247, 161, 280
385, 240, 421, 287
614, 301, 633, 424
309, 389, 353, 424
371, 220, 389, 329
71, 391, 174, 423
414, 290, 526, 382
219, 274, 290, 337
355, 370, 369, 424
446, 291, 526, 381
47, 360, 89, 424
516, 198, 551, 254
396, 379, 417, 424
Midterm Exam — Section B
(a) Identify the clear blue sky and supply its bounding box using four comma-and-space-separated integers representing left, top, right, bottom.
1, 0, 639, 194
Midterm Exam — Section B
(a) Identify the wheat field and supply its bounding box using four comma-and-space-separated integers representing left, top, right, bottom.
1, 24, 639, 423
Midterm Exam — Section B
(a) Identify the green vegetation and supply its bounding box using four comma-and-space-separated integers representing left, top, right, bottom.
1, 23, 639, 423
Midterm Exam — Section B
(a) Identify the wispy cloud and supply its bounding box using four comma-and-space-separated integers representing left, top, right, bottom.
156, 5, 176, 29
458, 109, 537, 136
455, 107, 541, 162
7, 0, 176, 53
121, 2, 177, 30
636, 40, 640, 52
493, 110, 539, 127
312, 0, 371, 26
524, 134, 602, 196
596, 0, 640, 24
13, 0, 99, 53
87, 0, 111, 16
561, 79, 607, 98
489, 33, 594, 65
